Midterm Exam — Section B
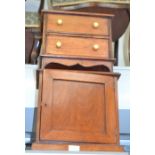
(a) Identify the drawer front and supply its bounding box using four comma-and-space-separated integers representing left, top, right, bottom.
46, 14, 109, 36
45, 35, 109, 58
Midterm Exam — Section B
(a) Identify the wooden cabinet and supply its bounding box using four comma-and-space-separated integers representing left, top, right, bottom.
32, 10, 124, 151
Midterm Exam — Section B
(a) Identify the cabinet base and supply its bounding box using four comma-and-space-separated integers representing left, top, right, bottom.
32, 142, 124, 152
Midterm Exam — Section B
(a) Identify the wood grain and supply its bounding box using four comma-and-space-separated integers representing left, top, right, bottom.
45, 35, 109, 58
46, 13, 109, 36
39, 69, 118, 144
32, 10, 123, 152
41, 57, 115, 72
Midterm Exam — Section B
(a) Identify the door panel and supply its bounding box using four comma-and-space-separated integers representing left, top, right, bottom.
40, 69, 117, 143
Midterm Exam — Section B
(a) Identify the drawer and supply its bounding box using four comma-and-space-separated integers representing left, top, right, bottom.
46, 14, 109, 36
45, 35, 109, 58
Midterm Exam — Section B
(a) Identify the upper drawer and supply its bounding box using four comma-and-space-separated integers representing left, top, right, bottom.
46, 14, 109, 36
44, 35, 109, 59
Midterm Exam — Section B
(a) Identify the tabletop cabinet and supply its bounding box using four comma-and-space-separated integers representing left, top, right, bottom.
32, 10, 124, 152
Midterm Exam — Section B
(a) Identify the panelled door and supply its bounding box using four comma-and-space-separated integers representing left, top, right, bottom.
40, 69, 118, 144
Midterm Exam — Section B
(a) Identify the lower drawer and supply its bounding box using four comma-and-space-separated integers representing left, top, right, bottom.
44, 35, 110, 58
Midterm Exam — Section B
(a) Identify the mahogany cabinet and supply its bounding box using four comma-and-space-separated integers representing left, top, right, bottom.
32, 10, 124, 151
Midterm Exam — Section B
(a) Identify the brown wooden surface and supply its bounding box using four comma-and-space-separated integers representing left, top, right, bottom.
36, 71, 43, 143
42, 9, 114, 18
31, 36, 41, 64
39, 69, 119, 143
32, 10, 123, 151
50, 3, 130, 42
32, 143, 124, 151
44, 4, 130, 65
41, 57, 114, 71
42, 11, 113, 59
114, 77, 120, 144
46, 13, 109, 35
45, 35, 109, 58
25, 28, 34, 63
25, 28, 41, 64
69, 7, 129, 41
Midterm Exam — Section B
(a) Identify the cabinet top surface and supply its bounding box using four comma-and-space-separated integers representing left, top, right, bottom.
42, 10, 114, 18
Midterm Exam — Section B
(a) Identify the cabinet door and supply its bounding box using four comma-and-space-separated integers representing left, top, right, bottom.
40, 69, 118, 144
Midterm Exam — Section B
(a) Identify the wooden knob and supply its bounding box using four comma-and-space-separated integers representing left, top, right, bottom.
57, 19, 63, 25
93, 22, 99, 28
56, 41, 62, 48
93, 44, 100, 51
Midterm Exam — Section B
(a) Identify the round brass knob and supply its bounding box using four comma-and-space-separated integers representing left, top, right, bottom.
56, 41, 62, 48
93, 44, 100, 51
93, 22, 99, 28
57, 19, 63, 25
